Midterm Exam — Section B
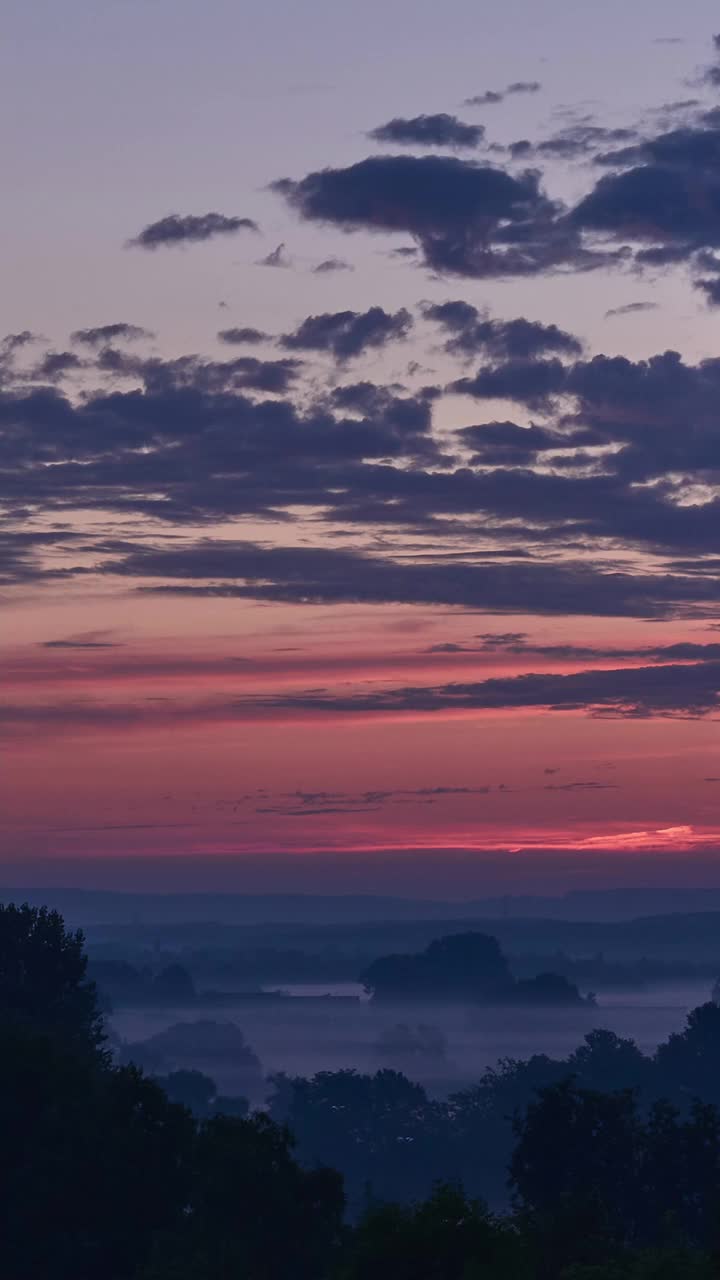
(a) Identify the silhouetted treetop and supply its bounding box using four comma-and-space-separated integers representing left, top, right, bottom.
0, 902, 105, 1052
361, 931, 588, 1006
361, 932, 511, 1001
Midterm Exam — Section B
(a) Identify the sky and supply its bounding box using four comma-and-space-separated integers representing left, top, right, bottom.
4, 0, 720, 895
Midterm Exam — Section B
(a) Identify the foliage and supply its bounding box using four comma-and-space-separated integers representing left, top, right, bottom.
0, 902, 105, 1054
141, 1114, 344, 1280
360, 931, 588, 1006
4, 900, 720, 1279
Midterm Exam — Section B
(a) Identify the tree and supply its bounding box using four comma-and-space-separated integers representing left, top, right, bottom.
268, 1068, 453, 1207
449, 1054, 570, 1204
142, 1114, 344, 1280
0, 1025, 194, 1280
0, 902, 105, 1055
337, 1183, 527, 1280
511, 1082, 642, 1272
655, 1003, 720, 1107
567, 1030, 652, 1096
360, 932, 512, 1003
159, 1068, 218, 1114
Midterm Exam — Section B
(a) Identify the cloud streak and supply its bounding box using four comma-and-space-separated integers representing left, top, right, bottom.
128, 213, 259, 249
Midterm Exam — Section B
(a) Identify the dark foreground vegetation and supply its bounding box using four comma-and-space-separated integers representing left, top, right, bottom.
4, 902, 720, 1279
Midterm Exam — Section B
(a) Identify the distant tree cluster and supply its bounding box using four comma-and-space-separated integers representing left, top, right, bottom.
4, 901, 720, 1280
270, 1011, 720, 1210
360, 931, 591, 1006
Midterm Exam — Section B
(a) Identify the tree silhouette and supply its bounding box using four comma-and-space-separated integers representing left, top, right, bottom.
0, 902, 105, 1054
338, 1183, 524, 1280
361, 932, 512, 1002
655, 1003, 720, 1107
142, 1114, 344, 1280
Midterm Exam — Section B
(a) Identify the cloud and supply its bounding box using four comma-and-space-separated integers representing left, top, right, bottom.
464, 91, 504, 106
695, 276, 720, 306
41, 635, 122, 649
2, 331, 39, 355
571, 124, 720, 281
29, 351, 84, 381
71, 323, 153, 347
273, 154, 598, 278
463, 81, 541, 107
128, 213, 259, 249
423, 300, 582, 358
544, 781, 619, 791
514, 124, 638, 162
368, 114, 484, 149
604, 302, 657, 318
245, 657, 720, 720
312, 257, 354, 273
451, 356, 568, 408
4, 651, 720, 737
217, 327, 270, 345
137, 353, 302, 394
112, 540, 720, 621
257, 242, 292, 268
7, 318, 720, 608
280, 306, 412, 359
456, 419, 598, 466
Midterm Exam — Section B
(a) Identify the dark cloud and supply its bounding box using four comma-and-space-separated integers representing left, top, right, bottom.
128, 213, 259, 250
30, 351, 85, 381
604, 302, 657, 318
464, 91, 504, 106
136, 353, 302, 395
111, 540, 720, 621
280, 307, 412, 359
42, 637, 122, 649
457, 420, 597, 466
273, 154, 603, 279
257, 242, 291, 268
6, 323, 720, 606
423, 301, 582, 359
517, 124, 638, 162
245, 657, 720, 720
368, 114, 484, 149
255, 783, 494, 817
2, 331, 41, 355
256, 805, 382, 817
217, 327, 270, 345
572, 126, 720, 278
430, 633, 720, 664
4, 653, 720, 735
71, 324, 153, 347
451, 356, 568, 408
463, 81, 540, 108
695, 276, 720, 306
506, 81, 542, 94
544, 781, 618, 791
312, 257, 354, 273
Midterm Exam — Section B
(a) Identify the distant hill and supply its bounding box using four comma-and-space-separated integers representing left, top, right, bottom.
5, 885, 720, 927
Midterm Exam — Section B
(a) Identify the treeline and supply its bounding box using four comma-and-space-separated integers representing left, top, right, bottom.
4, 902, 720, 1279
267, 1003, 720, 1208
89, 942, 715, 992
